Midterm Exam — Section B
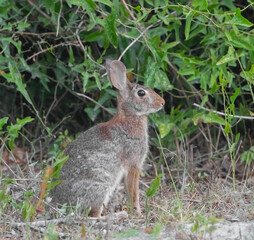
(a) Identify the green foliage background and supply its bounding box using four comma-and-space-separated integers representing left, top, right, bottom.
0, 0, 254, 159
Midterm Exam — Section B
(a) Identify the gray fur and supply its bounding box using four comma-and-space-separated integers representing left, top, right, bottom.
51, 60, 165, 216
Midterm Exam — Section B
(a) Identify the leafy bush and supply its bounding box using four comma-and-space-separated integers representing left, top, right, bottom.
0, 0, 254, 179
1, 1, 254, 238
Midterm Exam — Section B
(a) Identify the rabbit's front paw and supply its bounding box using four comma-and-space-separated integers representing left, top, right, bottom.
133, 205, 142, 216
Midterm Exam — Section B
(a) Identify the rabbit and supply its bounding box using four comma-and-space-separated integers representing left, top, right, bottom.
51, 60, 165, 217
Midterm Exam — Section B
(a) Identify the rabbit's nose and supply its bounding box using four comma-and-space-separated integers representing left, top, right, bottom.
160, 98, 165, 106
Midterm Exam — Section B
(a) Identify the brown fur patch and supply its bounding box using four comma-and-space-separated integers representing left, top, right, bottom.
98, 123, 112, 141
125, 166, 141, 211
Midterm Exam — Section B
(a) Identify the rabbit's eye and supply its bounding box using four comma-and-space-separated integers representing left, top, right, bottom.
137, 89, 146, 97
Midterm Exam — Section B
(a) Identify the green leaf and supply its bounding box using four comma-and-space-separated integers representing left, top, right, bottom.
81, 72, 89, 92
235, 133, 240, 145
226, 8, 253, 27
146, 174, 163, 197
17, 21, 30, 31
230, 88, 240, 104
216, 46, 236, 65
200, 95, 208, 108
2, 22, 12, 31
85, 108, 101, 121
3, 62, 32, 105
0, 117, 8, 130
22, 201, 35, 221
0, 0, 13, 19
193, 112, 226, 125
69, 46, 74, 65
68, 0, 96, 11
144, 61, 158, 88
85, 31, 104, 42
154, 69, 173, 91
192, 0, 208, 10
158, 122, 175, 138
240, 64, 254, 84
178, 67, 196, 76
133, 5, 141, 13
46, 180, 63, 191
161, 41, 180, 51
6, 117, 34, 149
42, 0, 55, 12
17, 117, 34, 127
241, 146, 254, 166
188, 25, 207, 39
148, 27, 168, 38
52, 154, 69, 178
185, 11, 194, 40
145, 0, 153, 5
226, 30, 254, 51
94, 72, 102, 90
104, 13, 118, 47
94, 0, 112, 7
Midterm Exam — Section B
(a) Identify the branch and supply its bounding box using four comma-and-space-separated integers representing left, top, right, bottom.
75, 20, 105, 69
76, 93, 114, 115
0, 30, 58, 37
193, 103, 254, 120
118, 25, 153, 61
25, 42, 80, 62
121, 0, 137, 21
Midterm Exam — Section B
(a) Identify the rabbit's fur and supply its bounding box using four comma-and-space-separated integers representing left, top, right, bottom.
51, 60, 165, 217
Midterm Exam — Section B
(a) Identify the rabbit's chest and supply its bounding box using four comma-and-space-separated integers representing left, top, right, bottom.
118, 133, 148, 166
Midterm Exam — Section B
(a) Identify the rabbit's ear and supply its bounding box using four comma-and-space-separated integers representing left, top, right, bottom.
106, 60, 128, 93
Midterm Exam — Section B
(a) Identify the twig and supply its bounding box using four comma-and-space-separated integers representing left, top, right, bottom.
45, 84, 68, 122
76, 93, 113, 115
25, 42, 80, 62
120, 0, 146, 35
56, 0, 63, 36
45, 83, 59, 121
27, 0, 57, 26
173, 128, 182, 165
193, 103, 254, 120
0, 140, 19, 178
215, 127, 221, 151
187, 131, 202, 145
75, 20, 105, 69
0, 30, 58, 37
248, 129, 253, 146
199, 125, 210, 142
118, 25, 153, 61
121, 0, 137, 22
189, 144, 194, 179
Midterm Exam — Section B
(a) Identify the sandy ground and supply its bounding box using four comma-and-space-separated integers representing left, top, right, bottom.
109, 220, 254, 240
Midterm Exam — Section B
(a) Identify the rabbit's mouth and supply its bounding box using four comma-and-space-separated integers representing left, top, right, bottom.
150, 105, 164, 113
135, 105, 163, 116
150, 100, 165, 113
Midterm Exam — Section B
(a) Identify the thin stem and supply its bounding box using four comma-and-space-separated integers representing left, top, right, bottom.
193, 103, 254, 120
56, 0, 63, 37
118, 25, 153, 61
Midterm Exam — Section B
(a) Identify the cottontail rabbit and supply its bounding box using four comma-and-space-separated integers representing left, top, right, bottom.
51, 60, 165, 217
